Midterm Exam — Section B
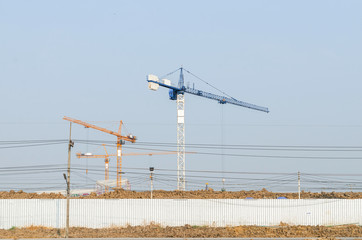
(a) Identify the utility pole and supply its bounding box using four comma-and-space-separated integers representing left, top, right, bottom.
149, 167, 154, 199
298, 171, 301, 199
65, 123, 74, 238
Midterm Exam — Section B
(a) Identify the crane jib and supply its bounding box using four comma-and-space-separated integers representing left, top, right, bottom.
147, 80, 268, 112
185, 87, 269, 113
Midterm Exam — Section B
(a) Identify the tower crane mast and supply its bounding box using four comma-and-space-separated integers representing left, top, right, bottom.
147, 67, 269, 190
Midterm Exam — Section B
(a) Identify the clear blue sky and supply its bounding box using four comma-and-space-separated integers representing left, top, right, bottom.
0, 0, 362, 192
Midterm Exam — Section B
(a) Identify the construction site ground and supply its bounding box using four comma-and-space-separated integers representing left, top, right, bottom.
1, 224, 362, 238
2, 188, 362, 199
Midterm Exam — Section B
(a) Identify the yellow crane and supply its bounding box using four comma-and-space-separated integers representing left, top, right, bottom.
63, 116, 136, 188
76, 145, 179, 192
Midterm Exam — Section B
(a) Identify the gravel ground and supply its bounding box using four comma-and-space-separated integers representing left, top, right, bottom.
1, 224, 362, 238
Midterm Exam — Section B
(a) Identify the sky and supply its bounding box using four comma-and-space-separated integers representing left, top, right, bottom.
0, 0, 362, 192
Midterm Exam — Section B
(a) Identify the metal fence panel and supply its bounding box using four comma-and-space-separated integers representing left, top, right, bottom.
0, 199, 361, 229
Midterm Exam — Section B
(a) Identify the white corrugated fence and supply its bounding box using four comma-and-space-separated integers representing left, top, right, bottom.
0, 199, 361, 229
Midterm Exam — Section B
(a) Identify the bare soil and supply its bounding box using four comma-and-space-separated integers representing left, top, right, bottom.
0, 224, 361, 238
1, 188, 362, 199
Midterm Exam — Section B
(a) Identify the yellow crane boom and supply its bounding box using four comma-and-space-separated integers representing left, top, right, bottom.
76, 151, 179, 191
76, 151, 178, 158
76, 149, 196, 192
63, 116, 136, 142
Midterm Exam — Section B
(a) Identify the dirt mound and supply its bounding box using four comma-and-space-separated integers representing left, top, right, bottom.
0, 224, 361, 238
76, 188, 362, 199
0, 190, 65, 199
1, 188, 362, 199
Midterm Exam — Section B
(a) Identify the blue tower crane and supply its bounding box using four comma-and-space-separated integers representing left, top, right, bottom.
147, 67, 269, 190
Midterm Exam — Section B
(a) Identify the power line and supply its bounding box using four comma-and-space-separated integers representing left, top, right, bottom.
1, 138, 362, 151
